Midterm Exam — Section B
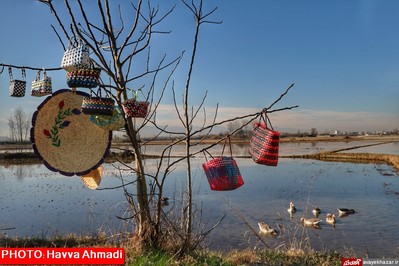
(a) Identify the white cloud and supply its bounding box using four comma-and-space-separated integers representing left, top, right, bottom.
1, 104, 396, 139
149, 105, 398, 133
261, 109, 398, 132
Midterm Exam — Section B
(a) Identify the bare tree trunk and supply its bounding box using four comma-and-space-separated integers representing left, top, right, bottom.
16, 110, 23, 143
24, 119, 30, 142
125, 118, 151, 239
181, 19, 200, 253
179, 0, 221, 253
7, 119, 16, 142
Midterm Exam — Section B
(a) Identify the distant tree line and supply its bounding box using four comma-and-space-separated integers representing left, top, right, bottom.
7, 107, 31, 143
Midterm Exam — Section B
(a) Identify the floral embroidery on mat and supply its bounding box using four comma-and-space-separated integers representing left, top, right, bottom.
43, 100, 81, 147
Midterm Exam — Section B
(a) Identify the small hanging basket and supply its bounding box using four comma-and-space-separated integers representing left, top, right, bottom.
202, 137, 244, 191
31, 69, 52, 97
61, 36, 91, 71
66, 67, 101, 89
249, 113, 280, 166
122, 90, 149, 118
9, 67, 26, 97
81, 88, 115, 116
90, 106, 125, 131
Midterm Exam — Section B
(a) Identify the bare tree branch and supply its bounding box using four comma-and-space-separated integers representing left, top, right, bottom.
50, 25, 66, 51
38, 0, 69, 49
115, 4, 125, 40
189, 91, 208, 126
172, 82, 185, 127
118, 0, 143, 58
264, 83, 295, 111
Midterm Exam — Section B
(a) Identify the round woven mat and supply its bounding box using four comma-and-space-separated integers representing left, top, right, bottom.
81, 165, 103, 190
31, 89, 112, 176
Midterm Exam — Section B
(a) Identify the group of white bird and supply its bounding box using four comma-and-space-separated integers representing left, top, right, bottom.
258, 201, 356, 236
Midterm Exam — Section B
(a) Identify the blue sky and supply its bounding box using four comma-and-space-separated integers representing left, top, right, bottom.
0, 0, 398, 138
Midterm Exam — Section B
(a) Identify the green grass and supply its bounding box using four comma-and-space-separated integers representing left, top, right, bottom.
127, 250, 173, 266
0, 234, 343, 265
124, 249, 342, 266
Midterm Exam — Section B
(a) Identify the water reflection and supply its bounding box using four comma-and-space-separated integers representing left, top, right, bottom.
311, 142, 317, 148
15, 165, 25, 182
2, 164, 27, 182
0, 143, 398, 257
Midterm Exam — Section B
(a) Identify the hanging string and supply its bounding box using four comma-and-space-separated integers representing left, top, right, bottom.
0, 63, 62, 73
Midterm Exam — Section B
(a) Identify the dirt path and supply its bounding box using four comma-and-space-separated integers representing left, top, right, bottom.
284, 141, 399, 171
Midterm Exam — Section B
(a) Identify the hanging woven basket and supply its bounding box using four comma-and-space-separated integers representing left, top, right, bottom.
249, 114, 280, 166
202, 137, 244, 191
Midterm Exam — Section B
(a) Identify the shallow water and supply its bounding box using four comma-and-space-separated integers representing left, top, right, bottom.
138, 141, 399, 157
191, 158, 399, 257
0, 142, 398, 257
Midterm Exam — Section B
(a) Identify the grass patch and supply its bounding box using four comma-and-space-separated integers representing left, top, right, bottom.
0, 234, 343, 265
124, 249, 342, 265
224, 249, 341, 266
0, 233, 109, 248
126, 250, 174, 266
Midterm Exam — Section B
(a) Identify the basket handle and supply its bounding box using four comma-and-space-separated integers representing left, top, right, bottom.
203, 150, 213, 162
127, 89, 139, 100
35, 69, 41, 81
97, 85, 112, 98
8, 66, 13, 80
128, 88, 146, 100
68, 35, 84, 49
94, 87, 102, 98
203, 135, 233, 160
221, 135, 233, 157
88, 88, 101, 98
8, 67, 26, 81
259, 112, 274, 130
22, 68, 26, 81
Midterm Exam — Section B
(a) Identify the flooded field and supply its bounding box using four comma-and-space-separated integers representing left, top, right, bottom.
0, 142, 398, 257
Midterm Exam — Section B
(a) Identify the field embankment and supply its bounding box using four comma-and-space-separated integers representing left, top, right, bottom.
284, 139, 399, 171
290, 152, 399, 171
1, 135, 398, 169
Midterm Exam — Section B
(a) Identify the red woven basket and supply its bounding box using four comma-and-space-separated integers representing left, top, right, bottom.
202, 137, 244, 191
202, 156, 244, 191
122, 98, 149, 118
249, 122, 280, 166
122, 90, 149, 118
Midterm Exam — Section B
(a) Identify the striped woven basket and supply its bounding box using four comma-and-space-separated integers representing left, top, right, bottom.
82, 97, 114, 116
82, 89, 114, 116
249, 122, 280, 166
66, 68, 101, 89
